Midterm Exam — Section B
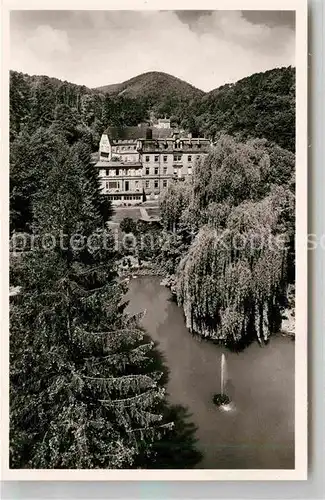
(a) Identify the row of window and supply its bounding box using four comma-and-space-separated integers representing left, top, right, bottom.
123, 195, 142, 200
106, 180, 168, 191
144, 179, 168, 189
174, 142, 202, 149
140, 142, 205, 151
112, 145, 137, 152
107, 142, 207, 153
111, 155, 139, 163
144, 166, 194, 176
106, 180, 140, 190
103, 166, 193, 177
108, 195, 142, 201
145, 167, 161, 175
105, 169, 142, 177
144, 167, 192, 176
145, 154, 194, 163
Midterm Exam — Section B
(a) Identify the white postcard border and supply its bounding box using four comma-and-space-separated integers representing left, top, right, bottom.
0, 0, 308, 481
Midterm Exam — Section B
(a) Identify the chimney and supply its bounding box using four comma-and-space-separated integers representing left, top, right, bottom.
146, 127, 153, 140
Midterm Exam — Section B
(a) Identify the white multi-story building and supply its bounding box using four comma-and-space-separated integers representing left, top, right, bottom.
94, 124, 211, 205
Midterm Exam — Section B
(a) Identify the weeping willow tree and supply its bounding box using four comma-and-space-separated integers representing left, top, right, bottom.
160, 178, 193, 231
160, 135, 294, 238
176, 190, 292, 345
191, 135, 295, 221
158, 135, 295, 345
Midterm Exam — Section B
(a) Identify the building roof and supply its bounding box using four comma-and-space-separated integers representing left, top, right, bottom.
105, 126, 173, 141
152, 128, 173, 139
106, 126, 146, 141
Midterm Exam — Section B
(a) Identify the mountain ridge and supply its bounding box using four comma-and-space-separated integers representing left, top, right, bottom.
10, 66, 295, 151
94, 71, 205, 100
10, 66, 294, 100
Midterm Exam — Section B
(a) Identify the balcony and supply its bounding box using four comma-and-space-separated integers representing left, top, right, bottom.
97, 159, 142, 167
121, 161, 142, 166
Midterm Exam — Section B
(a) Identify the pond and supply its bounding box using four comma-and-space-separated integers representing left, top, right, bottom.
126, 276, 295, 469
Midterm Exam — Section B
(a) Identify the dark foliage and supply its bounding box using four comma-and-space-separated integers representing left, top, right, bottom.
9, 98, 201, 469
134, 405, 202, 469
10, 129, 69, 232
120, 217, 139, 235
160, 135, 295, 345
186, 67, 295, 151
10, 67, 295, 152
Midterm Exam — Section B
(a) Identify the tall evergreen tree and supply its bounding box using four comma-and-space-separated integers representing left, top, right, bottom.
10, 149, 173, 469
71, 140, 113, 222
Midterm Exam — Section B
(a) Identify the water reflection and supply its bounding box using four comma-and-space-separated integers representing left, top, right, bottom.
126, 276, 294, 469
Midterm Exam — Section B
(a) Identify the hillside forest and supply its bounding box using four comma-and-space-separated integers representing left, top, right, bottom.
10, 67, 295, 151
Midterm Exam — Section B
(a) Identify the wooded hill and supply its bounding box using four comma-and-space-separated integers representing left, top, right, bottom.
191, 67, 295, 151
95, 71, 204, 100
10, 66, 295, 152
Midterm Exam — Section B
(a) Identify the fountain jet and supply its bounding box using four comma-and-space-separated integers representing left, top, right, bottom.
221, 353, 227, 396
212, 353, 231, 407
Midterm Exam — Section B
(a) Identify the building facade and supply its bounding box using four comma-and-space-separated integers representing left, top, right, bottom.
94, 124, 211, 205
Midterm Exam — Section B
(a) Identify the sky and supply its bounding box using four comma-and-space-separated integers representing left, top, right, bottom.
10, 10, 295, 92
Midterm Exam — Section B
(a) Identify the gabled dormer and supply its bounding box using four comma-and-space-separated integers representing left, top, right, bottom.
99, 134, 111, 160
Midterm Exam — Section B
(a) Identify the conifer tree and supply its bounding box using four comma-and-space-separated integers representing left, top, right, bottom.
71, 140, 113, 222
10, 146, 172, 469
